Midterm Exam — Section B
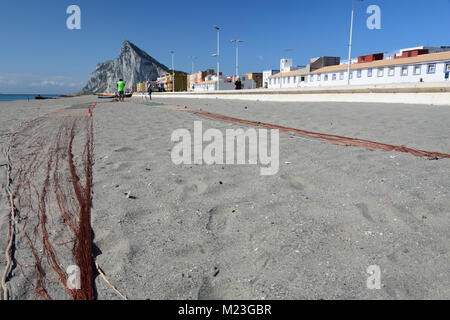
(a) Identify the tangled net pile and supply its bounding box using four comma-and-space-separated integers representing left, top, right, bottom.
2, 107, 94, 300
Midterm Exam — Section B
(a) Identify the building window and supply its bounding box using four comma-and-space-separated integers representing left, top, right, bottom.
349, 72, 353, 79
317, 74, 321, 81
332, 73, 337, 80
445, 63, 450, 73
388, 67, 395, 76
339, 72, 344, 80
367, 68, 373, 77
361, 56, 366, 62
401, 66, 408, 76
413, 65, 421, 75
427, 64, 436, 74
324, 74, 328, 81
310, 76, 313, 82
377, 68, 384, 77
357, 70, 362, 78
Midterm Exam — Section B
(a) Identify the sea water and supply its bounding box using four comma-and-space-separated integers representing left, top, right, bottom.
0, 94, 59, 102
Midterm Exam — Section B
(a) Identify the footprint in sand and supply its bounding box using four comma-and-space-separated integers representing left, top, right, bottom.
198, 277, 251, 300
206, 205, 234, 235
355, 202, 374, 222
280, 174, 305, 191
114, 147, 134, 153
179, 179, 208, 200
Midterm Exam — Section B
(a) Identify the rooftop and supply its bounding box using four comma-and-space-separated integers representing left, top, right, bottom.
311, 51, 450, 74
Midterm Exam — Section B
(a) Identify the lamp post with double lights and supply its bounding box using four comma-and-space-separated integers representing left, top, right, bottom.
188, 56, 197, 75
347, 0, 365, 85
231, 39, 244, 80
213, 25, 220, 91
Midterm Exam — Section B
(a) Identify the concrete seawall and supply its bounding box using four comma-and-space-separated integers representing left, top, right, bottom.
147, 82, 450, 105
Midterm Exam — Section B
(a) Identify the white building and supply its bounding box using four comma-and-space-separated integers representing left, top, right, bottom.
268, 70, 302, 89
188, 74, 195, 91
193, 75, 256, 92
280, 58, 293, 72
263, 70, 279, 88
307, 51, 450, 87
267, 59, 310, 89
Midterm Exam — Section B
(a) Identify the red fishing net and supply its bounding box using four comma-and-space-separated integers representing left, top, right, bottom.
3, 106, 94, 300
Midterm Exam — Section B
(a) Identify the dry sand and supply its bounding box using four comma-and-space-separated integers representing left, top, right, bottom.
0, 95, 449, 299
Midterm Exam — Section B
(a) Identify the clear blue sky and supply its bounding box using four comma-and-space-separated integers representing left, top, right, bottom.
1, 0, 449, 94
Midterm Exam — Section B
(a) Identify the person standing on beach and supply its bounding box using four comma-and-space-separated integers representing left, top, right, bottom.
117, 79, 125, 102
146, 81, 152, 101
235, 78, 242, 90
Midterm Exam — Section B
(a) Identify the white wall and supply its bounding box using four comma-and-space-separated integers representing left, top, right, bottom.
193, 78, 256, 92
268, 75, 303, 89
263, 70, 279, 88
154, 91, 450, 106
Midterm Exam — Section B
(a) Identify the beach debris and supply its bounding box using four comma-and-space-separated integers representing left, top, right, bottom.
95, 262, 127, 300
219, 181, 223, 185
197, 108, 202, 111
284, 161, 291, 165
385, 196, 391, 201
125, 191, 136, 199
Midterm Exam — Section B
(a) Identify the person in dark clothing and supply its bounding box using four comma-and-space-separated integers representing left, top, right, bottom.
146, 81, 152, 101
235, 78, 242, 90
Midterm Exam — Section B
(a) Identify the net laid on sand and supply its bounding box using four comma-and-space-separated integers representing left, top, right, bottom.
2, 106, 94, 300
137, 101, 450, 160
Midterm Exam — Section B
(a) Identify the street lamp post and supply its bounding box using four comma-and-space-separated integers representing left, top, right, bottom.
347, 0, 364, 85
188, 56, 197, 75
213, 25, 220, 91
231, 40, 244, 79
170, 50, 175, 92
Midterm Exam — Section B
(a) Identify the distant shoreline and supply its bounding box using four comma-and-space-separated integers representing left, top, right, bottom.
0, 94, 62, 102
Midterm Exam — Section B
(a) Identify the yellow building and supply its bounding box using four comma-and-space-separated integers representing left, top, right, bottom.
137, 82, 147, 92
246, 73, 263, 88
165, 72, 187, 92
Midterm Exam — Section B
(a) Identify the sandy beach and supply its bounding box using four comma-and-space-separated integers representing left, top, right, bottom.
0, 95, 449, 300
